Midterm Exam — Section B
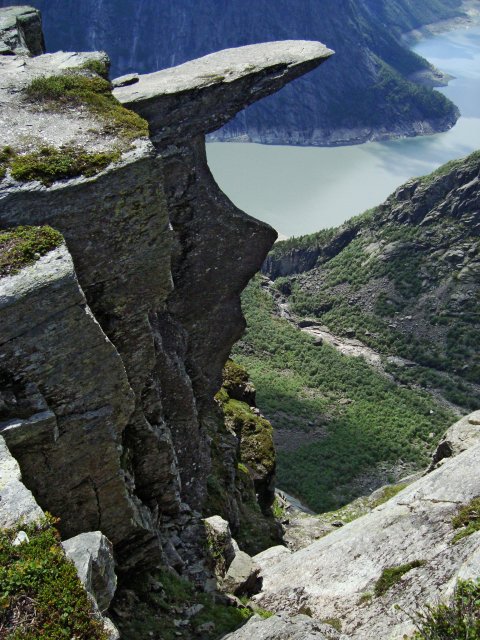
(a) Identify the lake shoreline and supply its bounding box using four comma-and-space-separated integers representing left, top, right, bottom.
207, 20, 480, 236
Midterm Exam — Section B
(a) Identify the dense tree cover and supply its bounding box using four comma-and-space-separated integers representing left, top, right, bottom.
233, 278, 454, 512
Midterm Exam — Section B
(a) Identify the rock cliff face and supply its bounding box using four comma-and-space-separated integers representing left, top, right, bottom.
0, 5, 332, 633
0, 0, 462, 145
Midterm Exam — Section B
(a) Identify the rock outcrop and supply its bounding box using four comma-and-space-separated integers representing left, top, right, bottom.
0, 5, 332, 635
253, 414, 480, 639
0, 5, 44, 56
223, 613, 344, 640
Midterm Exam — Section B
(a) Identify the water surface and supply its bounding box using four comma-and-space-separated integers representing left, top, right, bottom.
207, 24, 480, 237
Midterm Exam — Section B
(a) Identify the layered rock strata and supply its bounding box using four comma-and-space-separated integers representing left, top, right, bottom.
0, 4, 332, 591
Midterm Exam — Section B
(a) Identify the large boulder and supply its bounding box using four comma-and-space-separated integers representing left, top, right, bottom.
223, 550, 261, 596
204, 515, 236, 578
253, 545, 292, 572
222, 613, 345, 639
62, 531, 117, 613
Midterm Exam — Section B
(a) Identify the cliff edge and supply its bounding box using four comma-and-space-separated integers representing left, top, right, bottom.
0, 5, 333, 638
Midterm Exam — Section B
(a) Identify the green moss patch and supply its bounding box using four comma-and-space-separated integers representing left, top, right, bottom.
374, 560, 426, 597
25, 72, 148, 140
452, 497, 480, 544
412, 578, 480, 639
224, 399, 275, 478
8, 145, 121, 186
78, 59, 110, 79
0, 515, 107, 639
0, 226, 63, 278
0, 146, 14, 179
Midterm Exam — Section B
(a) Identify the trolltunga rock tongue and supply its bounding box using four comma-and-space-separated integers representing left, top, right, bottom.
113, 40, 334, 142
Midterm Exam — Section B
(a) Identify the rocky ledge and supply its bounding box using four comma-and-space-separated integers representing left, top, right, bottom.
244, 411, 480, 639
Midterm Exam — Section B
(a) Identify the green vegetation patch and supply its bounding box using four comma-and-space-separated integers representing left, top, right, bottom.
25, 72, 148, 140
114, 568, 252, 640
0, 225, 63, 278
223, 399, 275, 479
374, 560, 426, 597
234, 277, 454, 512
452, 497, 480, 544
8, 145, 121, 186
412, 579, 480, 639
0, 515, 108, 639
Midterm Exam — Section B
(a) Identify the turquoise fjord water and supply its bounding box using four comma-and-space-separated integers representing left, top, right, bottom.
206, 24, 480, 238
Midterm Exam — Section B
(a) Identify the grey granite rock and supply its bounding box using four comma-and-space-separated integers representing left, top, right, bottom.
204, 515, 236, 577
0, 5, 44, 56
62, 531, 117, 612
429, 409, 480, 470
254, 442, 480, 639
222, 550, 260, 596
222, 613, 344, 640
0, 245, 163, 567
114, 41, 333, 144
253, 545, 292, 572
0, 434, 43, 527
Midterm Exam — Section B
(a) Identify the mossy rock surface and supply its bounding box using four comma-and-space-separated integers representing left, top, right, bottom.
8, 145, 121, 186
25, 72, 149, 140
224, 399, 275, 479
0, 515, 108, 639
0, 225, 63, 278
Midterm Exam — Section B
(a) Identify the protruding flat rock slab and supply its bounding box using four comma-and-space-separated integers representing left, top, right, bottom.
114, 40, 333, 142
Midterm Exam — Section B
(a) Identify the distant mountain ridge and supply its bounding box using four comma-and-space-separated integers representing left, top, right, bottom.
1, 0, 463, 145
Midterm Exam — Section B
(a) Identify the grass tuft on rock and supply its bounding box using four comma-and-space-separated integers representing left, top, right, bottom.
0, 146, 14, 179
78, 59, 110, 79
374, 560, 426, 597
0, 514, 108, 639
452, 496, 480, 544
9, 145, 121, 185
25, 72, 148, 140
411, 579, 480, 639
0, 225, 63, 278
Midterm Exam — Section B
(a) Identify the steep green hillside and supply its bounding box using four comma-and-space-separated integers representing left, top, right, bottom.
238, 152, 480, 512
233, 277, 455, 512
263, 151, 480, 411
